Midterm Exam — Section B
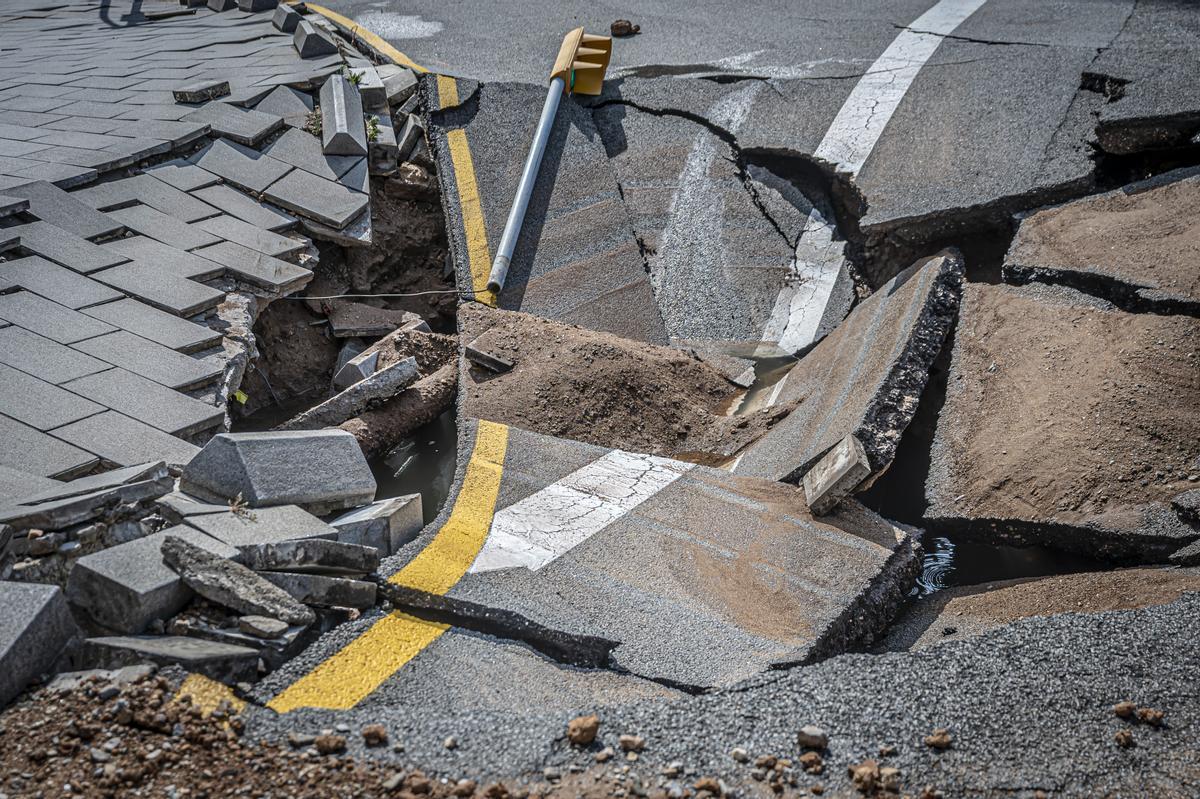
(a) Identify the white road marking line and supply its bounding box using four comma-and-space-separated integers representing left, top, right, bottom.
763, 0, 989, 352
469, 450, 695, 574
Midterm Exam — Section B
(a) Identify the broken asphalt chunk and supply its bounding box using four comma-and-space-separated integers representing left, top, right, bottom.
236, 538, 380, 576
260, 571, 376, 608
179, 431, 376, 515
82, 635, 258, 683
734, 250, 965, 484
161, 534, 316, 625
925, 282, 1200, 560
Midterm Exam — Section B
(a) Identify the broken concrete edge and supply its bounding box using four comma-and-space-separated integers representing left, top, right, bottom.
1095, 109, 1200, 156
1001, 262, 1200, 317
802, 433, 872, 516
275, 355, 419, 431
0, 474, 173, 533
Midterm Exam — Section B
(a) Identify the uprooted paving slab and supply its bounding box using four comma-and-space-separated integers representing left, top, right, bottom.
925, 281, 1200, 561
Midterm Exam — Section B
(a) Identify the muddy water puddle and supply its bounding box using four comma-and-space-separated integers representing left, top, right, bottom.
915, 534, 1106, 596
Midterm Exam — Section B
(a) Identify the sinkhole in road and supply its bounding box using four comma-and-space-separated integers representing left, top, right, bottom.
368, 408, 457, 525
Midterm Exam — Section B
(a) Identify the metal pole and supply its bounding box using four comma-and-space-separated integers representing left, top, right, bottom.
486, 76, 565, 294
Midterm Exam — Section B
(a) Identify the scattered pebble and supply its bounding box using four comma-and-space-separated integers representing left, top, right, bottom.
919, 787, 945, 799
453, 778, 477, 797
796, 725, 828, 750
1136, 707, 1164, 727
543, 767, 561, 782
879, 765, 902, 793
618, 733, 646, 752
362, 724, 388, 747
595, 746, 614, 763
610, 19, 640, 36
314, 734, 346, 755
879, 743, 897, 757
444, 736, 459, 750
848, 759, 880, 793
799, 751, 823, 775
1113, 701, 1136, 719
924, 728, 952, 750
693, 776, 722, 795
730, 747, 749, 763
1114, 729, 1135, 748
567, 714, 600, 746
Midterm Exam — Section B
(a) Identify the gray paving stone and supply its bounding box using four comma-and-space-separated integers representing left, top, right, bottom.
105, 204, 222, 252
1, 180, 122, 239
319, 75, 367, 157
82, 635, 259, 683
368, 111, 398, 175
0, 363, 102, 431
0, 256, 123, 309
9, 461, 169, 508
0, 123, 43, 142
329, 494, 423, 556
115, 105, 198, 122
238, 0, 279, 11
157, 491, 231, 520
183, 504, 339, 548
180, 430, 376, 514
192, 240, 311, 292
190, 183, 296, 231
271, 3, 300, 32
350, 65, 386, 110
0, 194, 28, 217
143, 160, 223, 192
4, 221, 129, 274
101, 236, 225, 280
0, 465, 63, 505
72, 330, 222, 391
104, 119, 210, 148
74, 174, 219, 223
66, 525, 236, 633
0, 291, 115, 344
0, 227, 18, 254
193, 214, 305, 259
172, 79, 230, 104
0, 139, 51, 157
0, 413, 96, 478
0, 582, 77, 707
292, 20, 339, 59
0, 325, 109, 384
262, 166, 368, 229
252, 84, 311, 128
30, 129, 132, 152
396, 112, 423, 161
190, 138, 292, 194
182, 101, 283, 147
260, 571, 375, 608
63, 367, 223, 437
82, 298, 220, 353
51, 410, 200, 468
263, 126, 358, 182
11, 161, 97, 189
91, 262, 224, 316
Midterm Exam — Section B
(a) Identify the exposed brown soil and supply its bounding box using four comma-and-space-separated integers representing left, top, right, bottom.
459, 305, 788, 461
239, 299, 339, 415
1008, 172, 1200, 302
931, 283, 1199, 523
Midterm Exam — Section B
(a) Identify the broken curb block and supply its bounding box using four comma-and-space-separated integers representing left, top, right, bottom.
67, 527, 238, 634
926, 282, 1200, 560
82, 636, 258, 683
180, 431, 376, 514
319, 75, 368, 157
183, 505, 339, 548
237, 0, 278, 11
260, 571, 377, 608
333, 349, 378, 389
329, 494, 423, 556
1004, 166, 1200, 316
172, 80, 230, 105
276, 356, 419, 431
733, 250, 965, 483
378, 64, 417, 106
239, 615, 289, 639
161, 535, 316, 625
464, 342, 514, 374
350, 65, 387, 109
206, 0, 237, 11
272, 3, 301, 32
369, 111, 399, 175
0, 582, 77, 707
237, 538, 380, 576
396, 113, 424, 162
803, 434, 872, 516
293, 20, 339, 59
0, 461, 172, 532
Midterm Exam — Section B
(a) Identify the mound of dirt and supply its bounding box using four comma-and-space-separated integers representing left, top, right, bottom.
459, 305, 787, 460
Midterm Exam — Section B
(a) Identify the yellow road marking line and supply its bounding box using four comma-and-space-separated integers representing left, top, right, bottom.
438, 75, 497, 307
267, 421, 510, 713
294, 2, 426, 72
175, 674, 246, 718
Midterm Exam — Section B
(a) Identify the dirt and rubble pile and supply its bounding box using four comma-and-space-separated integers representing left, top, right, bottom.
459, 305, 786, 460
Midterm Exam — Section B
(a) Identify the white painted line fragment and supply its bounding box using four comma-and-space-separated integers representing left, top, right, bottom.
469, 450, 695, 574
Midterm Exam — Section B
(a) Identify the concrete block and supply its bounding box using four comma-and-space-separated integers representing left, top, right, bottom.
276, 356, 418, 431
206, 0, 237, 11
332, 349, 378, 389
180, 431, 376, 514
802, 434, 872, 515
349, 65, 386, 109
104, 204, 221, 253
0, 256, 123, 310
172, 80, 230, 105
326, 301, 416, 338
0, 414, 97, 479
193, 215, 305, 260
101, 236, 225, 281
183, 505, 339, 548
319, 75, 367, 157
81, 298, 220, 354
72, 331, 223, 391
0, 291, 114, 345
0, 362, 102, 431
0, 466, 62, 506
91, 261, 226, 317
0, 474, 170, 534
293, 20, 339, 59
259, 571, 376, 608
377, 64, 417, 106
190, 138, 293, 195
82, 636, 258, 683
1, 181, 123, 240
0, 582, 78, 707
191, 184, 298, 232
3, 220, 128, 274
0, 325, 109, 385
237, 0, 277, 11
67, 526, 237, 633
262, 166, 369, 230
396, 113, 424, 161
368, 111, 399, 175
264, 127, 360, 182
329, 494, 422, 555
181, 102, 284, 148
237, 537, 380, 575
191, 241, 312, 294
61, 367, 223, 437
272, 3, 301, 32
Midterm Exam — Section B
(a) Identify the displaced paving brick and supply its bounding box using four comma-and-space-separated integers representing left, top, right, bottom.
293, 20, 339, 59
66, 526, 237, 632
349, 65, 386, 109
369, 111, 399, 175
734, 251, 964, 483
4, 221, 129, 274
91, 262, 225, 316
926, 282, 1200, 560
272, 3, 301, 32
262, 167, 369, 229
50, 410, 200, 468
378, 64, 417, 106
0, 193, 29, 217
251, 85, 314, 129
329, 494, 423, 556
0, 255, 123, 309
0, 582, 77, 707
81, 297, 220, 353
320, 75, 367, 157
259, 571, 377, 608
0, 413, 97, 478
192, 241, 311, 293
62, 367, 223, 436
0, 291, 115, 344
183, 505, 340, 548
182, 101, 284, 148
264, 127, 360, 182
82, 635, 258, 683
190, 138, 293, 195
104, 204, 222, 252
236, 537, 381, 576
237, 0, 279, 12
142, 160, 222, 192
0, 465, 63, 505
803, 434, 873, 516
75, 174, 219, 223
101, 236, 225, 280
0, 362, 102, 430
0, 325, 109, 383
172, 80, 230, 104
191, 183, 298, 231
72, 330, 222, 390
180, 430, 376, 513
1004, 166, 1200, 315
193, 214, 306, 259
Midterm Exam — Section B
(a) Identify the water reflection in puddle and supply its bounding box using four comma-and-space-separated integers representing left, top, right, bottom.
915, 534, 1106, 596
368, 409, 457, 525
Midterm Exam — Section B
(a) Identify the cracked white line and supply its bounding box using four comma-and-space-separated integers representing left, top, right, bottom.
763, 0, 989, 353
469, 450, 695, 574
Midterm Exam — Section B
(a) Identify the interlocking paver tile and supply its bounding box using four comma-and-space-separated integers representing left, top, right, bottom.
72, 330, 222, 390
143, 159, 223, 192
0, 362, 102, 431
91, 262, 224, 316
82, 297, 220, 353
193, 240, 311, 292
0, 291, 116, 344
101, 236, 225, 280
0, 413, 97, 478
0, 256, 123, 309
63, 367, 223, 436
193, 213, 305, 258
190, 137, 291, 194
262, 167, 367, 229
0, 324, 111, 384
182, 100, 283, 147
75, 174, 219, 222
264, 126, 358, 181
1, 180, 123, 239
105, 203, 222, 251
191, 183, 296, 231
4, 221, 130, 273
50, 410, 199, 468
